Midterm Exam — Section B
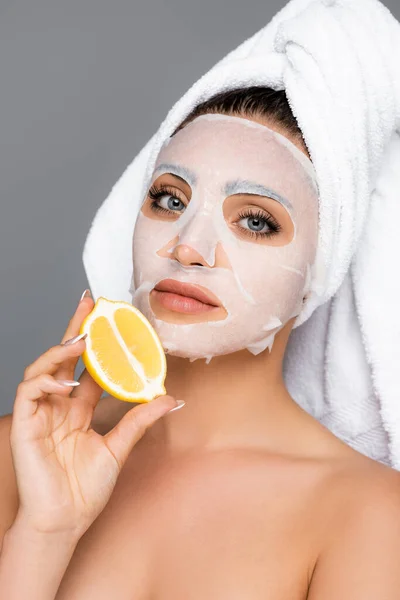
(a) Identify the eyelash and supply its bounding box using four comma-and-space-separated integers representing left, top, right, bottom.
148, 184, 186, 215
236, 208, 282, 239
148, 183, 282, 239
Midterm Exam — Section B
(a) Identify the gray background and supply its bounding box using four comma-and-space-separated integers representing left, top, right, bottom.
1, 0, 398, 416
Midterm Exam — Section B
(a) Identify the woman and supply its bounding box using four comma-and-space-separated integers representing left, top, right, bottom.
2, 0, 400, 596
1, 85, 399, 599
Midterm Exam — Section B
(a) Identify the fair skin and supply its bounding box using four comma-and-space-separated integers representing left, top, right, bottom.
0, 115, 400, 600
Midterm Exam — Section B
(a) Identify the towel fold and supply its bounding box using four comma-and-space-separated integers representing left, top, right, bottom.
83, 0, 400, 468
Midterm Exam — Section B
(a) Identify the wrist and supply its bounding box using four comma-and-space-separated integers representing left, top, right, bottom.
6, 512, 81, 551
0, 514, 79, 600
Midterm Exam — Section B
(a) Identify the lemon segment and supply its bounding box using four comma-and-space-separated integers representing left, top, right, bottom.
79, 297, 167, 403
114, 308, 163, 380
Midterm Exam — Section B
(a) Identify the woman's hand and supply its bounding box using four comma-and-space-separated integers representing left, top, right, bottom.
10, 290, 178, 541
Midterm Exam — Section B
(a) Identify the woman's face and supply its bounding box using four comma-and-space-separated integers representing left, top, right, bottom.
131, 114, 319, 361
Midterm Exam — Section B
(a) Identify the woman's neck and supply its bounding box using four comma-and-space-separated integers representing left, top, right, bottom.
146, 322, 322, 456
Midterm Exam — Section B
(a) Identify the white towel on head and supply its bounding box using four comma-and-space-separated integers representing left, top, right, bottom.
82, 0, 400, 468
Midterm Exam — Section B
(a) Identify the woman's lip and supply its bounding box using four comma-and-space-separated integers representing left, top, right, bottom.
153, 279, 221, 307
151, 289, 220, 315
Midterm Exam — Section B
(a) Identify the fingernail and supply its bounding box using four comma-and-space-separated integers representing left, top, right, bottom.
80, 289, 91, 302
56, 379, 80, 387
62, 332, 87, 346
167, 400, 186, 413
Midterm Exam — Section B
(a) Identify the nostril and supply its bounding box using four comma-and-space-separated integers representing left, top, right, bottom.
191, 262, 204, 267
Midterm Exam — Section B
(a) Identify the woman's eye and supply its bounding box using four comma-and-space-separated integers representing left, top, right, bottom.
157, 194, 185, 212
237, 215, 270, 233
234, 208, 281, 240
148, 184, 188, 218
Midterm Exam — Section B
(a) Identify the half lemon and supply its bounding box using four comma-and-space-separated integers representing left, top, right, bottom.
79, 297, 166, 403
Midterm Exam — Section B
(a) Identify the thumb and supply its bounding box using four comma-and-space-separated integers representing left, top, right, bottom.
103, 395, 179, 468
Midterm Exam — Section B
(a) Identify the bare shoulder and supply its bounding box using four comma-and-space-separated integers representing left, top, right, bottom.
0, 413, 19, 542
335, 454, 400, 534
308, 452, 400, 599
325, 449, 400, 513
316, 446, 400, 534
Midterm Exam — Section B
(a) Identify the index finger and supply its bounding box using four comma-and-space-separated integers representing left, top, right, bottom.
60, 290, 95, 345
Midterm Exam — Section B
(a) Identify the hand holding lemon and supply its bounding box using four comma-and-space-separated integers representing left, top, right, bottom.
10, 290, 179, 542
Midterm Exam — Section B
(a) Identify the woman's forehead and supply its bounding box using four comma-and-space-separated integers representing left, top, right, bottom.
156, 113, 316, 183
159, 114, 316, 172
152, 114, 318, 212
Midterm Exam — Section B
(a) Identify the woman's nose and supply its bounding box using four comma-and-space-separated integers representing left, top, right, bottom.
172, 243, 211, 267
156, 237, 230, 268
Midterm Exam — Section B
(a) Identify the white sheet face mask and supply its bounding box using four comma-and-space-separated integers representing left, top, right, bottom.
130, 114, 319, 362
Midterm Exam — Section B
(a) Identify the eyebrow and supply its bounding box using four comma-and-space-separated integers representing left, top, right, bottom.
152, 164, 293, 212
224, 180, 293, 212
153, 163, 197, 187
